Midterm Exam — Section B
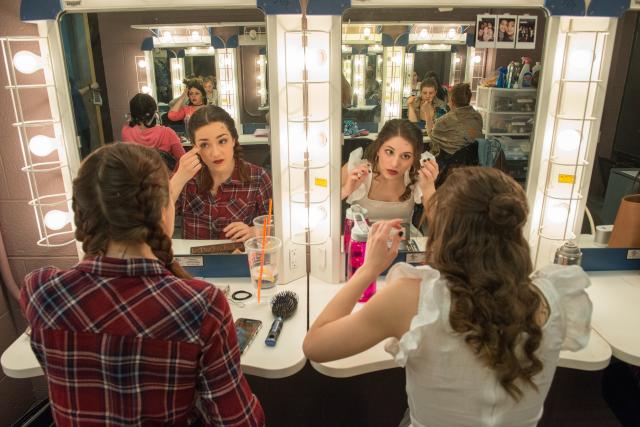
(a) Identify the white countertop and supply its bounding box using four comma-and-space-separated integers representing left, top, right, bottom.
309, 275, 612, 377
587, 270, 640, 366
1, 277, 307, 380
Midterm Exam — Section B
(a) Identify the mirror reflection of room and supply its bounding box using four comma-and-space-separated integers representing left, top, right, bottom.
340, 8, 546, 251
58, 9, 272, 242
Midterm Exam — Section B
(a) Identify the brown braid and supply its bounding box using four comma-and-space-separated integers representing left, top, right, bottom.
72, 143, 192, 279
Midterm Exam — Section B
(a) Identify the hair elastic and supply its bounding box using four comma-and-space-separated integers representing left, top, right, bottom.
232, 290, 252, 301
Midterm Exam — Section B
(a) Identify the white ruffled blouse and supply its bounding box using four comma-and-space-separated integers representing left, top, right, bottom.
345, 148, 432, 222
384, 263, 592, 427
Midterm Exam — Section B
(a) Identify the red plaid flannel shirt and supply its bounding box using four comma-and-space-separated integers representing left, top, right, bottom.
20, 256, 264, 427
177, 161, 272, 240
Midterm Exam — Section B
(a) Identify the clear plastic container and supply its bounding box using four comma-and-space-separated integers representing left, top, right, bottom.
347, 215, 376, 302
343, 205, 369, 253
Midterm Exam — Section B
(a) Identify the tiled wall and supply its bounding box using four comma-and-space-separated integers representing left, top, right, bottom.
0, 0, 79, 423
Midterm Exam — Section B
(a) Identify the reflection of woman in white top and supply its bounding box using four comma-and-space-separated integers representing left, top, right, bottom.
305, 167, 592, 427
341, 119, 437, 223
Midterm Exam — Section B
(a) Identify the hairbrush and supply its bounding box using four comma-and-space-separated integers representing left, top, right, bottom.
265, 291, 298, 347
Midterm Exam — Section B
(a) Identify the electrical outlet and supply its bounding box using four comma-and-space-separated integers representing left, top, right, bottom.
289, 248, 298, 270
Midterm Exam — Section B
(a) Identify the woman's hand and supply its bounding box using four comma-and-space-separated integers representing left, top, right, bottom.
418, 158, 439, 200
174, 146, 202, 184
223, 222, 254, 242
406, 95, 416, 109
361, 219, 403, 278
341, 163, 370, 200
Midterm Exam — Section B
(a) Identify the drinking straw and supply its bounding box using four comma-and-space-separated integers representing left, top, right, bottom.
257, 199, 273, 303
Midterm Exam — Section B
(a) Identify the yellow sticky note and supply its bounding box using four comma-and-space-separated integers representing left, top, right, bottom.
558, 174, 575, 184
315, 177, 328, 187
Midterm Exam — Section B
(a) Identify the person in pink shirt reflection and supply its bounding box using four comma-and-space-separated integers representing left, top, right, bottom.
121, 93, 185, 165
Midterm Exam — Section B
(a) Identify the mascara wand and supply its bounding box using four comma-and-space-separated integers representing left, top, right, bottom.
265, 291, 298, 347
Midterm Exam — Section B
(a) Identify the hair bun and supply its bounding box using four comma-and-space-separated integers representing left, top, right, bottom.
488, 193, 526, 229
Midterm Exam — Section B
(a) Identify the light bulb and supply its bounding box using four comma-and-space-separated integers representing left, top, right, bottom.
419, 29, 428, 40
28, 135, 57, 157
473, 55, 482, 64
308, 206, 327, 229
137, 59, 147, 69
44, 210, 70, 231
447, 28, 456, 39
363, 27, 372, 38
557, 129, 581, 152
161, 31, 172, 43
208, 46, 214, 52
141, 85, 151, 94
256, 75, 263, 81
190, 46, 197, 53
13, 50, 43, 74
190, 30, 201, 42
304, 47, 327, 70
173, 79, 182, 85
569, 49, 593, 72
454, 57, 461, 64
547, 203, 569, 223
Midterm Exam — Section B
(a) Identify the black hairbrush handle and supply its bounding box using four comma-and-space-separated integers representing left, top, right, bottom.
265, 316, 284, 347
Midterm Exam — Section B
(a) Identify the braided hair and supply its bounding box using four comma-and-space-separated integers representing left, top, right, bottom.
72, 143, 191, 279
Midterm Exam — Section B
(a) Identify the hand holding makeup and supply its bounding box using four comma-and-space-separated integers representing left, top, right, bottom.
342, 162, 370, 198
174, 145, 202, 183
418, 157, 439, 198
361, 219, 403, 277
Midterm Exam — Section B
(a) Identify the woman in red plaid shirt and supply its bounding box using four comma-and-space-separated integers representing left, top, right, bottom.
171, 105, 272, 241
21, 143, 265, 426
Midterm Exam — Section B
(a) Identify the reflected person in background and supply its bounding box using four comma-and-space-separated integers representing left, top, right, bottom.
407, 78, 449, 134
204, 75, 218, 106
168, 80, 207, 123
121, 93, 185, 169
21, 143, 265, 426
170, 105, 272, 241
424, 70, 448, 104
305, 167, 592, 427
341, 119, 438, 223
429, 83, 483, 157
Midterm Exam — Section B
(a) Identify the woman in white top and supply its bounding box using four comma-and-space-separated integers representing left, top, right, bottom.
304, 166, 592, 427
341, 119, 436, 222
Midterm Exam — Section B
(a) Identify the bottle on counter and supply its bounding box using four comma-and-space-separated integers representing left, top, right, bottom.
347, 213, 377, 302
343, 204, 369, 254
531, 61, 542, 88
506, 61, 516, 89
553, 241, 583, 266
511, 62, 522, 88
518, 57, 533, 88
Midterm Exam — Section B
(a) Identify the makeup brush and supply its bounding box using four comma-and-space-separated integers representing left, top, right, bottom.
265, 291, 298, 347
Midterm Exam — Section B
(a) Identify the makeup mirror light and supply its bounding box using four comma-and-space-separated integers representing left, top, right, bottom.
340, 8, 547, 254
58, 9, 273, 247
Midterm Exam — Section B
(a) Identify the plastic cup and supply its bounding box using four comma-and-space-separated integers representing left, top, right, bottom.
244, 236, 282, 290
253, 215, 275, 238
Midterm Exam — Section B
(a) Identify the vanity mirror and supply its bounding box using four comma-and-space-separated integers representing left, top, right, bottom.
340, 8, 547, 253
58, 8, 273, 244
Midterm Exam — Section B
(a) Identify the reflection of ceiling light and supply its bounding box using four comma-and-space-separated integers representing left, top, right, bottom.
363, 27, 371, 38
190, 30, 201, 42
473, 55, 482, 64
454, 57, 461, 64
137, 59, 147, 69
447, 28, 456, 39
419, 29, 428, 40
13, 50, 43, 74
141, 85, 151, 94
190, 46, 197, 52
160, 31, 172, 43
173, 79, 182, 85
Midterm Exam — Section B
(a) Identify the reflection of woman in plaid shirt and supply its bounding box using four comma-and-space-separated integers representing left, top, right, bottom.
21, 143, 264, 426
171, 106, 272, 241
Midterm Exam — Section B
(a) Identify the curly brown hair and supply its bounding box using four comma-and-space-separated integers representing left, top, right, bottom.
424, 166, 543, 400
72, 143, 191, 279
364, 119, 422, 201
